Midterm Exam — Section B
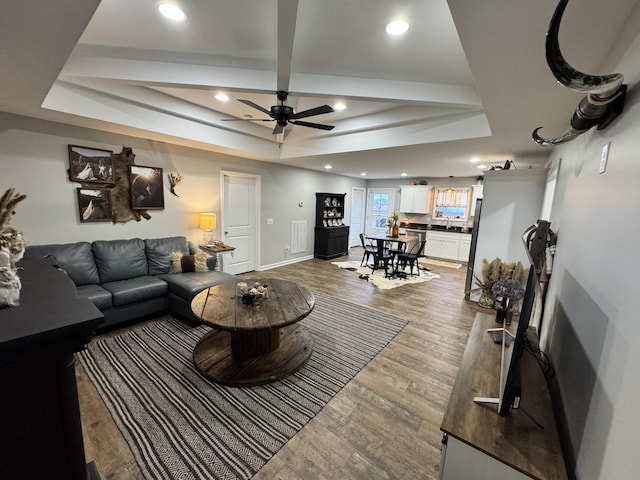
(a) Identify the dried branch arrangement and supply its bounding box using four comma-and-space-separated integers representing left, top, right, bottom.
0, 187, 27, 307
472, 257, 527, 297
0, 187, 27, 258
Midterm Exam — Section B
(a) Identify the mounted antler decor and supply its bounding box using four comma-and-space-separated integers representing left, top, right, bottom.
532, 0, 627, 146
167, 171, 183, 197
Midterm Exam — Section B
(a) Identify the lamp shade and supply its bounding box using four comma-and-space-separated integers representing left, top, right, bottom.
198, 212, 216, 231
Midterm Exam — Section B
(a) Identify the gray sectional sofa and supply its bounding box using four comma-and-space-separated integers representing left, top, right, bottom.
22, 236, 239, 329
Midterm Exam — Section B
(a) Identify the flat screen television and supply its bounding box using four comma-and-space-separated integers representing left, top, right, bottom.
497, 265, 537, 416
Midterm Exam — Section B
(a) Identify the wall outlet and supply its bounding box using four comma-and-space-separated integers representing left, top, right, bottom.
266, 218, 274, 224
599, 142, 610, 174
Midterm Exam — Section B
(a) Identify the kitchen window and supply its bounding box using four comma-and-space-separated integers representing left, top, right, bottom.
433, 188, 470, 219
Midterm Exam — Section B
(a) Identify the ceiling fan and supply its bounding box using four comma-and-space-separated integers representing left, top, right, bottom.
223, 90, 335, 134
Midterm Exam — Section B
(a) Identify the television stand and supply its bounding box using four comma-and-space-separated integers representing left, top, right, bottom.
439, 313, 567, 480
473, 327, 516, 409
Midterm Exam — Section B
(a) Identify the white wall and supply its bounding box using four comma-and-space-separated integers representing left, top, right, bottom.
539, 22, 640, 480
0, 113, 365, 269
472, 168, 547, 286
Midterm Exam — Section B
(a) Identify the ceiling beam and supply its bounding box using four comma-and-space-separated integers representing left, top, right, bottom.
290, 73, 482, 107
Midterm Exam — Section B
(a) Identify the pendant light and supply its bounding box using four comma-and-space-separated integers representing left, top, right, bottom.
446, 176, 454, 193
445, 176, 455, 206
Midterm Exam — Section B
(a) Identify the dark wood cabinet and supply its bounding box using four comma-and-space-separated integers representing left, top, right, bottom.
314, 225, 349, 259
314, 192, 349, 259
0, 258, 104, 479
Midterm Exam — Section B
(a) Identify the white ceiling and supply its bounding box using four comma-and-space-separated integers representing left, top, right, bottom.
1, 0, 638, 179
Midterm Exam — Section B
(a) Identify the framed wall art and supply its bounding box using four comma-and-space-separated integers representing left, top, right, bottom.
77, 188, 112, 222
68, 145, 114, 184
129, 165, 165, 210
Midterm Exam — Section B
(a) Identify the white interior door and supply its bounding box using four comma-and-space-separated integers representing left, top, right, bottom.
366, 188, 396, 235
221, 172, 260, 274
349, 187, 366, 247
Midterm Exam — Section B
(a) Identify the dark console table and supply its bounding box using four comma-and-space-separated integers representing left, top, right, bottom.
0, 257, 104, 479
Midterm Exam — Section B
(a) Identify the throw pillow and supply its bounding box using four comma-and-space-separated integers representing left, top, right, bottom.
169, 251, 208, 273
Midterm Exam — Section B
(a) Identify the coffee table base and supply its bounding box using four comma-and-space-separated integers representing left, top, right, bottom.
193, 324, 313, 387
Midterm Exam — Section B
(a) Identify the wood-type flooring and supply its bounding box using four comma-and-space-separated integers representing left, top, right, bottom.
77, 248, 482, 479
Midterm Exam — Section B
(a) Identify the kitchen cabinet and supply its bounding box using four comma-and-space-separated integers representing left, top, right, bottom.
425, 231, 462, 260
458, 237, 471, 262
314, 192, 349, 259
424, 230, 472, 261
399, 185, 431, 214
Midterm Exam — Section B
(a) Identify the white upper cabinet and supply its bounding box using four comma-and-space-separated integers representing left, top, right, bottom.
399, 185, 431, 214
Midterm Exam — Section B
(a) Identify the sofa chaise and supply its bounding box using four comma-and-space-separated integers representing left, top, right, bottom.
22, 236, 239, 329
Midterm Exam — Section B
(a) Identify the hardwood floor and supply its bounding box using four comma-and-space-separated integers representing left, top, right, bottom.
77, 248, 481, 479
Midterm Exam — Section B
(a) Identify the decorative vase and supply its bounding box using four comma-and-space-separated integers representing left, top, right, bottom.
391, 222, 399, 238
478, 292, 494, 309
495, 297, 513, 325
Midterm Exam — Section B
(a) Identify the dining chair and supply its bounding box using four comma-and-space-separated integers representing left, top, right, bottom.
370, 238, 394, 278
388, 240, 406, 272
396, 240, 427, 276
359, 233, 378, 266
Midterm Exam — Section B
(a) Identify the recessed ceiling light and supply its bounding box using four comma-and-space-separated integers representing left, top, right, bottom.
400, 173, 407, 177
333, 102, 346, 111
324, 164, 333, 170
360, 172, 367, 176
470, 157, 480, 163
157, 2, 187, 21
477, 165, 487, 170
215, 93, 229, 102
385, 20, 409, 36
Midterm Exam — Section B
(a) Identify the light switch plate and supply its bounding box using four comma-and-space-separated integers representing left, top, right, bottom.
266, 218, 274, 224
599, 142, 610, 174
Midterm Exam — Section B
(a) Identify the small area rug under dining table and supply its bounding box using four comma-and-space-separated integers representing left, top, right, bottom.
332, 260, 440, 289
77, 291, 407, 480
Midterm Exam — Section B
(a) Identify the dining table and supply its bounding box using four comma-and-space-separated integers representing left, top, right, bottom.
367, 233, 420, 276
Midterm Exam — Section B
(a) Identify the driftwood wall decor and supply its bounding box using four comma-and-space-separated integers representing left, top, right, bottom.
72, 146, 153, 223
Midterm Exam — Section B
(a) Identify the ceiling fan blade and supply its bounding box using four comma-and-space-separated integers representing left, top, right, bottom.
272, 123, 286, 135
238, 99, 272, 116
291, 120, 335, 131
289, 104, 334, 120
221, 118, 273, 122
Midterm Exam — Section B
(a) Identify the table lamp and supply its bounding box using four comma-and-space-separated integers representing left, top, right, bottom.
199, 212, 216, 246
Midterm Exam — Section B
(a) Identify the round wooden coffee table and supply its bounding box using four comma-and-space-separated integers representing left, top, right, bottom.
191, 278, 315, 386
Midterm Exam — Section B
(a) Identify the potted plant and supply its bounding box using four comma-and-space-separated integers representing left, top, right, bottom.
492, 278, 525, 324
471, 257, 526, 309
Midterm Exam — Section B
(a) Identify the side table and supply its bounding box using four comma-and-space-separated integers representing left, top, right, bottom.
200, 244, 235, 272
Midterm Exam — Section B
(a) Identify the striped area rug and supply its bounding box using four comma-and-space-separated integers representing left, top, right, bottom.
77, 291, 407, 480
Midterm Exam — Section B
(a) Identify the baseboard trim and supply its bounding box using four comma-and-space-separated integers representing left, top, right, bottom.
258, 255, 314, 271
